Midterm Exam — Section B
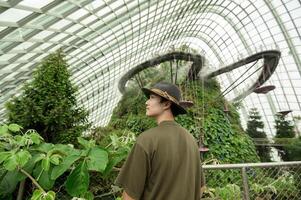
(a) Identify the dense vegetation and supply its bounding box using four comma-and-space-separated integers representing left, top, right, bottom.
246, 108, 271, 162
1, 48, 300, 200
274, 113, 301, 161
1, 51, 123, 199
5, 50, 90, 145
0, 124, 109, 200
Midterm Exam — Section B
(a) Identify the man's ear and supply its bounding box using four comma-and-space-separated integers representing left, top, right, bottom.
162, 101, 172, 110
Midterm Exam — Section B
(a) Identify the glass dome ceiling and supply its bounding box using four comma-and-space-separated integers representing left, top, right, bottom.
0, 0, 301, 136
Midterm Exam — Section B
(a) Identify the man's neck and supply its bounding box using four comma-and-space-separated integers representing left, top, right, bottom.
156, 112, 174, 125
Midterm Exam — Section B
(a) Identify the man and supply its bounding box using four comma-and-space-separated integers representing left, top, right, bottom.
115, 82, 200, 200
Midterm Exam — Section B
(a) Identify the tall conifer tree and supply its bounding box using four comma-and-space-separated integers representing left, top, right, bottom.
6, 50, 90, 144
247, 108, 271, 162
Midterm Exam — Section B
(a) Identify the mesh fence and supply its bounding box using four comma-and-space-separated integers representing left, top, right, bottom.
201, 162, 301, 200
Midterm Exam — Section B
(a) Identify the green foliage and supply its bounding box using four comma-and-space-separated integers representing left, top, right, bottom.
65, 161, 90, 197
202, 107, 258, 163
246, 108, 271, 162
282, 136, 301, 161
274, 113, 296, 161
275, 114, 295, 138
202, 166, 300, 200
0, 168, 20, 197
5, 50, 90, 144
178, 80, 259, 164
215, 184, 241, 200
249, 171, 300, 199
31, 189, 55, 200
247, 108, 265, 138
86, 129, 136, 197
0, 123, 110, 199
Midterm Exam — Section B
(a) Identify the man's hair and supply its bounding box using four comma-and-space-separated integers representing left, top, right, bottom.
159, 96, 178, 116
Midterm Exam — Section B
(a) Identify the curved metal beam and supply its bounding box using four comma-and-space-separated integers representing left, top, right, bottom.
204, 50, 281, 102
118, 52, 204, 93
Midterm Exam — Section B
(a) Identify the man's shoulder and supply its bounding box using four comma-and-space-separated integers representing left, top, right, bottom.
137, 126, 159, 141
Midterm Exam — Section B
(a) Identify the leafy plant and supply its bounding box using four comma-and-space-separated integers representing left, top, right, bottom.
283, 136, 301, 161
250, 172, 299, 199
215, 184, 242, 200
90, 130, 136, 198
0, 123, 109, 199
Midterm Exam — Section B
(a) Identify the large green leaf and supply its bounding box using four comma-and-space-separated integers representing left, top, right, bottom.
49, 154, 62, 165
54, 144, 81, 155
33, 153, 46, 164
0, 125, 9, 135
51, 154, 80, 180
44, 191, 55, 200
77, 137, 95, 149
31, 189, 43, 200
65, 161, 89, 197
35, 143, 54, 153
0, 168, 21, 195
33, 165, 55, 190
41, 157, 50, 171
29, 132, 43, 145
103, 152, 126, 177
16, 156, 37, 181
31, 189, 55, 200
8, 124, 22, 132
82, 191, 94, 200
3, 154, 18, 171
16, 150, 31, 167
86, 147, 108, 172
0, 152, 10, 164
14, 135, 27, 147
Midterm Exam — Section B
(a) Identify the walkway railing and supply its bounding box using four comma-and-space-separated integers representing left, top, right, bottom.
201, 161, 301, 200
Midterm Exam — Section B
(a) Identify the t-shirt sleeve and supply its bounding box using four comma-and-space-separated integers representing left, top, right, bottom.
114, 142, 150, 199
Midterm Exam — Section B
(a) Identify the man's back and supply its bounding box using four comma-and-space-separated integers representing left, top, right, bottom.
115, 120, 200, 200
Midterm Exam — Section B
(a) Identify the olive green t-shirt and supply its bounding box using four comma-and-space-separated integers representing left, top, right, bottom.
115, 120, 200, 200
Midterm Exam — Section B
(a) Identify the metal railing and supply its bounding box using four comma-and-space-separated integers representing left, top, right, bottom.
201, 161, 301, 200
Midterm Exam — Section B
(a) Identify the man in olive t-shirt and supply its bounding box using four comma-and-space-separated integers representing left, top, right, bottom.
115, 82, 200, 200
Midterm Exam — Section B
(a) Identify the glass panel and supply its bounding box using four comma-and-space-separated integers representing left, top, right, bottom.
18, 0, 55, 9
49, 19, 72, 30
0, 26, 7, 32
31, 30, 54, 40
67, 9, 89, 20
48, 1, 76, 15
81, 15, 97, 25
27, 14, 56, 26
0, 8, 32, 23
